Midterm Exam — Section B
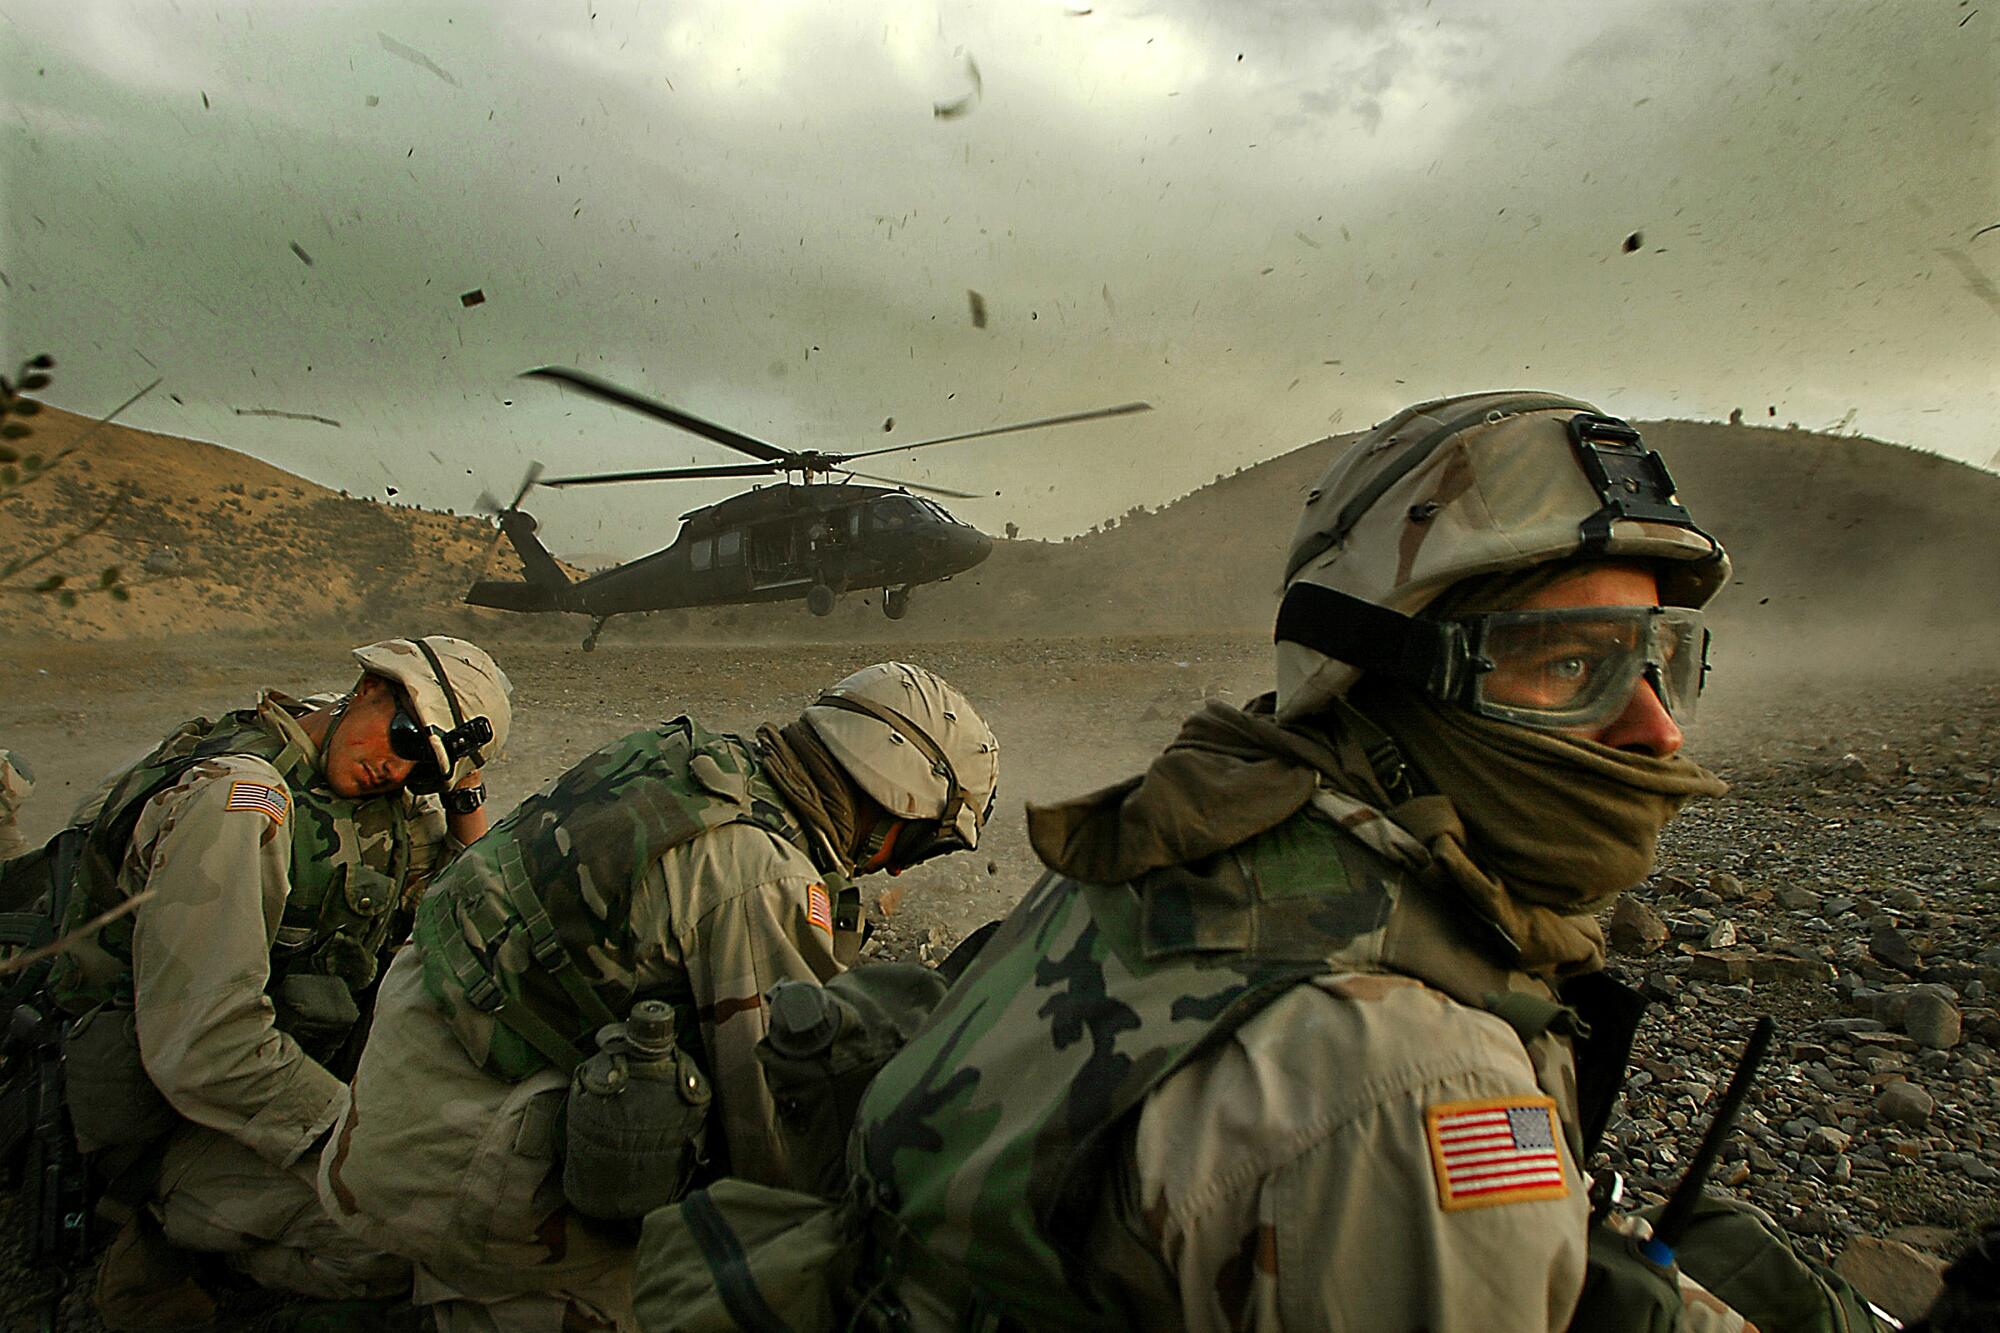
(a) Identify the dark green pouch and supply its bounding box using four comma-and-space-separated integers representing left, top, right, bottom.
1651, 1196, 1890, 1333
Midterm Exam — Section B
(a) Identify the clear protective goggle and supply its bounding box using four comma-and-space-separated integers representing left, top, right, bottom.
1453, 605, 1709, 733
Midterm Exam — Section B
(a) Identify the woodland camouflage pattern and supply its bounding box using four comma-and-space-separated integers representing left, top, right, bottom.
48, 695, 439, 1021
53, 692, 446, 1299
325, 717, 855, 1333
849, 794, 1751, 1332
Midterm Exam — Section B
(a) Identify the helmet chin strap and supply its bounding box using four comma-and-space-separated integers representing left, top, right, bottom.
316, 691, 357, 779
856, 815, 904, 875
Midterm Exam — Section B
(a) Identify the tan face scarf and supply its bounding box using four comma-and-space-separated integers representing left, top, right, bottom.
756, 720, 861, 875
1360, 684, 1728, 977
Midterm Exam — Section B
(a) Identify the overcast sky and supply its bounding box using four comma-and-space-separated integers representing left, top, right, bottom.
2, 0, 1995, 554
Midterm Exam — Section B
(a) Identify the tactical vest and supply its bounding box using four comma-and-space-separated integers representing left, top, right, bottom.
414, 718, 857, 1082
45, 704, 418, 1029
851, 797, 1583, 1330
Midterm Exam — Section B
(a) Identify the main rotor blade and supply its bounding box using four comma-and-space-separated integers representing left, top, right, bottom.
520, 367, 793, 464
844, 469, 985, 500
838, 400, 1153, 463
510, 461, 545, 510
540, 462, 782, 489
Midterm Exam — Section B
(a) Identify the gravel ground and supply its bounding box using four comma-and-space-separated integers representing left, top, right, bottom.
1, 634, 1993, 1328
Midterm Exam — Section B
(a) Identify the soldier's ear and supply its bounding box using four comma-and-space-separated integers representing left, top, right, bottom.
352, 673, 392, 705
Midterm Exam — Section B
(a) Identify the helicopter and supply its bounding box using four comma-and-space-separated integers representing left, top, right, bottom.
464, 367, 1151, 649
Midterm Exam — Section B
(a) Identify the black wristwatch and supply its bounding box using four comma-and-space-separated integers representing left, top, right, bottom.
443, 783, 486, 816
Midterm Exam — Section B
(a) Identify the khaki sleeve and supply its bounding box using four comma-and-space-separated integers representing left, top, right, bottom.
128, 758, 346, 1168
0, 749, 31, 859
658, 824, 843, 1188
399, 796, 455, 907
1116, 976, 1594, 1333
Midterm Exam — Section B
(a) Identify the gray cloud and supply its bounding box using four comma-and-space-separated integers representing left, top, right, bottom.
2, 0, 1993, 556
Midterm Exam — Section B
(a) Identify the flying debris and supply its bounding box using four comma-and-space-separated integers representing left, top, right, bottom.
461, 288, 487, 308
1622, 231, 1643, 253
378, 32, 459, 87
232, 407, 341, 428
289, 242, 314, 266
474, 366, 1151, 648
967, 290, 989, 329
1937, 247, 2000, 317
932, 52, 982, 119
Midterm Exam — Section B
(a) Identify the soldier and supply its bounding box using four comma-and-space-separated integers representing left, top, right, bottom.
320, 661, 998, 1332
26, 636, 510, 1329
0, 749, 31, 860
815, 395, 1888, 1331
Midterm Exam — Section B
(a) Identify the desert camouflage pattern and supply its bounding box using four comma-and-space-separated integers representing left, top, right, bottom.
152, 1120, 410, 1301
1276, 392, 1731, 719
50, 692, 446, 1297
851, 795, 1596, 1330
352, 635, 514, 787
48, 693, 447, 1019
803, 661, 999, 849
0, 748, 30, 860
325, 718, 853, 1331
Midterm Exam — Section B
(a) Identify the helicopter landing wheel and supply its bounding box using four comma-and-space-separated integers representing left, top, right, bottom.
883, 587, 910, 620
806, 584, 837, 617
582, 636, 598, 653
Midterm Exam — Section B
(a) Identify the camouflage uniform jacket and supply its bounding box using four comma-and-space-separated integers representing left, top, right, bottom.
852, 785, 1748, 1333
49, 693, 451, 1167
412, 716, 859, 1184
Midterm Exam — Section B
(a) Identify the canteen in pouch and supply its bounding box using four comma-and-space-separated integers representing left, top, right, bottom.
562, 999, 712, 1220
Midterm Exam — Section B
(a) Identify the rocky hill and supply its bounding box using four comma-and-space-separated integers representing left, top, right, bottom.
0, 404, 526, 640
4, 399, 1996, 649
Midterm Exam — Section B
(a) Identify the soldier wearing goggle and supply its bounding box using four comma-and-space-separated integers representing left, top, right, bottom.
0, 635, 510, 1330
808, 395, 1891, 1333
320, 662, 997, 1333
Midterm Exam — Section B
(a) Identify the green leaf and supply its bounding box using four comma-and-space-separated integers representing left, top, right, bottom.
12, 400, 40, 417
19, 373, 50, 391
26, 354, 53, 370
0, 466, 17, 486
0, 423, 29, 440
0, 445, 15, 464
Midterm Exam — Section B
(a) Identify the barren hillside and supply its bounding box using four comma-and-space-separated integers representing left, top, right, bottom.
0, 405, 529, 639
3, 402, 1995, 650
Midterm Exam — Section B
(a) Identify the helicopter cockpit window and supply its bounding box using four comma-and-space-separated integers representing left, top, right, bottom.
916, 498, 956, 524
716, 530, 743, 566
871, 496, 925, 530
690, 537, 714, 572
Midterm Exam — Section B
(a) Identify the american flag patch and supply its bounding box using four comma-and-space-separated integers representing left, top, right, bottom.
1425, 1096, 1569, 1211
806, 883, 833, 934
224, 780, 290, 826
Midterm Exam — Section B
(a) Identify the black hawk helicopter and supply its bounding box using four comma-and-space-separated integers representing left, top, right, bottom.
465, 367, 1150, 649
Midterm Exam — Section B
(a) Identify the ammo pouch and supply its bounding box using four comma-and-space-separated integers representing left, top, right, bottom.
757, 963, 952, 1199
1570, 1215, 1684, 1333
270, 973, 361, 1066
563, 1000, 713, 1222
634, 1179, 865, 1333
60, 1004, 178, 1152
1643, 1196, 1889, 1333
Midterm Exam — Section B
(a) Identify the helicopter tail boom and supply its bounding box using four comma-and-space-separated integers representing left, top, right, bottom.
464, 509, 571, 612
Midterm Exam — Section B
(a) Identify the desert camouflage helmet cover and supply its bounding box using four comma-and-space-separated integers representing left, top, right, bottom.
802, 661, 998, 850
1275, 391, 1730, 721
351, 635, 513, 784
